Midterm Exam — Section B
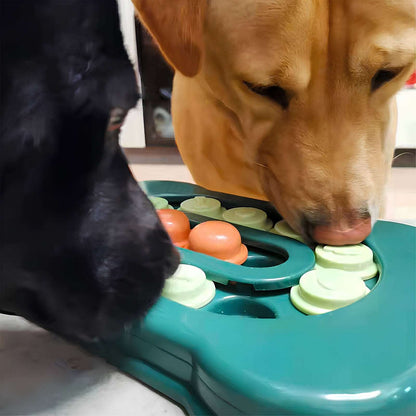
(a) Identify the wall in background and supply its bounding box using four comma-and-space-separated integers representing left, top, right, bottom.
396, 89, 416, 149
116, 0, 146, 148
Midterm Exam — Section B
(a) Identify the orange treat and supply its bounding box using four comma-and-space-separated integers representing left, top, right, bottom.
157, 209, 190, 249
188, 221, 248, 265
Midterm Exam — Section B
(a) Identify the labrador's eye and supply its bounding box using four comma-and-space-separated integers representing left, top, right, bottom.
244, 81, 290, 109
371, 69, 400, 92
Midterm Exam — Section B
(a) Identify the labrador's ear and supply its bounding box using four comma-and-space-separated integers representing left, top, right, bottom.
132, 0, 206, 77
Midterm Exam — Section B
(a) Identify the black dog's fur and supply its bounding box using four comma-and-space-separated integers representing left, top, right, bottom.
0, 0, 179, 341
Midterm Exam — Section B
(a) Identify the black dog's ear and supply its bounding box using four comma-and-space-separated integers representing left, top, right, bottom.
133, 0, 207, 77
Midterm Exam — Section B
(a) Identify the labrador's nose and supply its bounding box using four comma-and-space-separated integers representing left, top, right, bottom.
309, 216, 372, 245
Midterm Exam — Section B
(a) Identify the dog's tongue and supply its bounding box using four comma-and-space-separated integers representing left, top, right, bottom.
312, 218, 372, 246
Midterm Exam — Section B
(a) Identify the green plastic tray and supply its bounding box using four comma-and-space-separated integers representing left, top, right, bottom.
86, 181, 416, 415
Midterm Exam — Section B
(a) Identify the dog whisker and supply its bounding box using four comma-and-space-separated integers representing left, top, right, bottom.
393, 152, 412, 161
255, 162, 269, 170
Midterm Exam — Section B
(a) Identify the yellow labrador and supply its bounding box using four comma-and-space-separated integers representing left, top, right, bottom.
133, 0, 416, 245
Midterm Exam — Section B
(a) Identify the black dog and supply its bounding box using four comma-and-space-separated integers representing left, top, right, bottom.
0, 0, 179, 341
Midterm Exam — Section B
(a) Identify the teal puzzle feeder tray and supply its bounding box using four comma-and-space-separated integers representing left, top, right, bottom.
87, 181, 416, 415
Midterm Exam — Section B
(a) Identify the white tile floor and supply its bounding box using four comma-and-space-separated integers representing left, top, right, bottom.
0, 166, 415, 416
383, 168, 416, 226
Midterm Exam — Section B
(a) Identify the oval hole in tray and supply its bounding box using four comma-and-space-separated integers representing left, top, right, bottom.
205, 296, 276, 319
244, 246, 287, 267
144, 182, 315, 290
